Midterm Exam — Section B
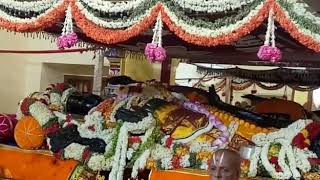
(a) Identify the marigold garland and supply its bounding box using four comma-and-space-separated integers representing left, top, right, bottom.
71, 0, 161, 44
161, 0, 270, 47
273, 2, 320, 52
1, 0, 320, 53
0, 1, 66, 32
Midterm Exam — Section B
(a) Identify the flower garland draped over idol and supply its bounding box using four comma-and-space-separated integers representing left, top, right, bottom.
15, 82, 232, 180
247, 120, 320, 179
14, 81, 320, 179
1, 0, 320, 52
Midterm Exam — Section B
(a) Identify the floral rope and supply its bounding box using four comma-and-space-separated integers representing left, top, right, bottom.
76, 0, 157, 29
0, 0, 320, 52
175, 101, 229, 150
0, 0, 66, 32
161, 0, 269, 46
0, 0, 59, 12
71, 0, 161, 44
274, 0, 320, 52
171, 0, 255, 13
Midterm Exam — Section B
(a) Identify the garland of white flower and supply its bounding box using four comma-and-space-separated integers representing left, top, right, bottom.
87, 154, 110, 171
152, 12, 163, 47
109, 111, 155, 180
131, 127, 154, 178
285, 0, 320, 26
109, 124, 128, 180
50, 92, 62, 106
61, 88, 77, 108
248, 146, 261, 177
78, 112, 114, 145
259, 142, 292, 179
149, 140, 217, 170
294, 148, 317, 173
81, 0, 257, 14
263, 7, 272, 46
0, 0, 64, 23
270, 10, 276, 48
61, 5, 73, 35
172, 0, 255, 13
29, 101, 56, 127
0, 0, 59, 12
161, 155, 174, 169
55, 111, 116, 171
162, 0, 265, 37
64, 143, 87, 161
277, 1, 320, 43
285, 141, 300, 179
80, 0, 147, 13
110, 98, 129, 122
151, 144, 173, 160
131, 149, 151, 178
75, 0, 154, 29
250, 120, 313, 179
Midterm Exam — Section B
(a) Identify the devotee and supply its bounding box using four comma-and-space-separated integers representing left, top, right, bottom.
209, 149, 241, 180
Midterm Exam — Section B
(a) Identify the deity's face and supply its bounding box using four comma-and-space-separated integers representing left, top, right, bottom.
209, 150, 241, 180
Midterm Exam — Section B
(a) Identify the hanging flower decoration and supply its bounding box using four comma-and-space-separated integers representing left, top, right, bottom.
0, 0, 65, 32
0, 0, 320, 53
257, 8, 282, 62
57, 5, 78, 49
145, 12, 166, 63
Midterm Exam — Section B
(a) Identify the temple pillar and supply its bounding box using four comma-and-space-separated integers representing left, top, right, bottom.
92, 51, 104, 96
161, 58, 172, 84
225, 77, 232, 104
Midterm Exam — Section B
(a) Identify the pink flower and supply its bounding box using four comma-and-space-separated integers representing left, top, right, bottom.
154, 46, 166, 62
57, 32, 78, 49
145, 43, 157, 62
165, 136, 173, 148
270, 47, 282, 62
145, 43, 167, 63
257, 45, 273, 61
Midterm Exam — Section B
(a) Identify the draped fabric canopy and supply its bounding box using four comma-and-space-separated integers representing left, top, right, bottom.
196, 65, 320, 86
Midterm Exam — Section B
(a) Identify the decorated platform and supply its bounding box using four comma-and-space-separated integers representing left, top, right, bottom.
0, 145, 78, 180
0, 80, 319, 180
1, 0, 320, 179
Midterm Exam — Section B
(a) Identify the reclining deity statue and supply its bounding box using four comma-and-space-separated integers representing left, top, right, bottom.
14, 76, 320, 180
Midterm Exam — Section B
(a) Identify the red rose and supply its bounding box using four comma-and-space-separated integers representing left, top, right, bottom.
172, 156, 182, 169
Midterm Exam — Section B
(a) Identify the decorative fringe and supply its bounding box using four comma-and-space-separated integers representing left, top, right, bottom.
196, 66, 320, 88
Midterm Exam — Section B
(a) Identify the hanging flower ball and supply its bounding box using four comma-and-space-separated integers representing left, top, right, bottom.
56, 5, 77, 49
144, 43, 157, 62
270, 47, 282, 63
154, 46, 167, 62
257, 45, 273, 61
66, 32, 78, 47
57, 35, 68, 49
57, 33, 78, 49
